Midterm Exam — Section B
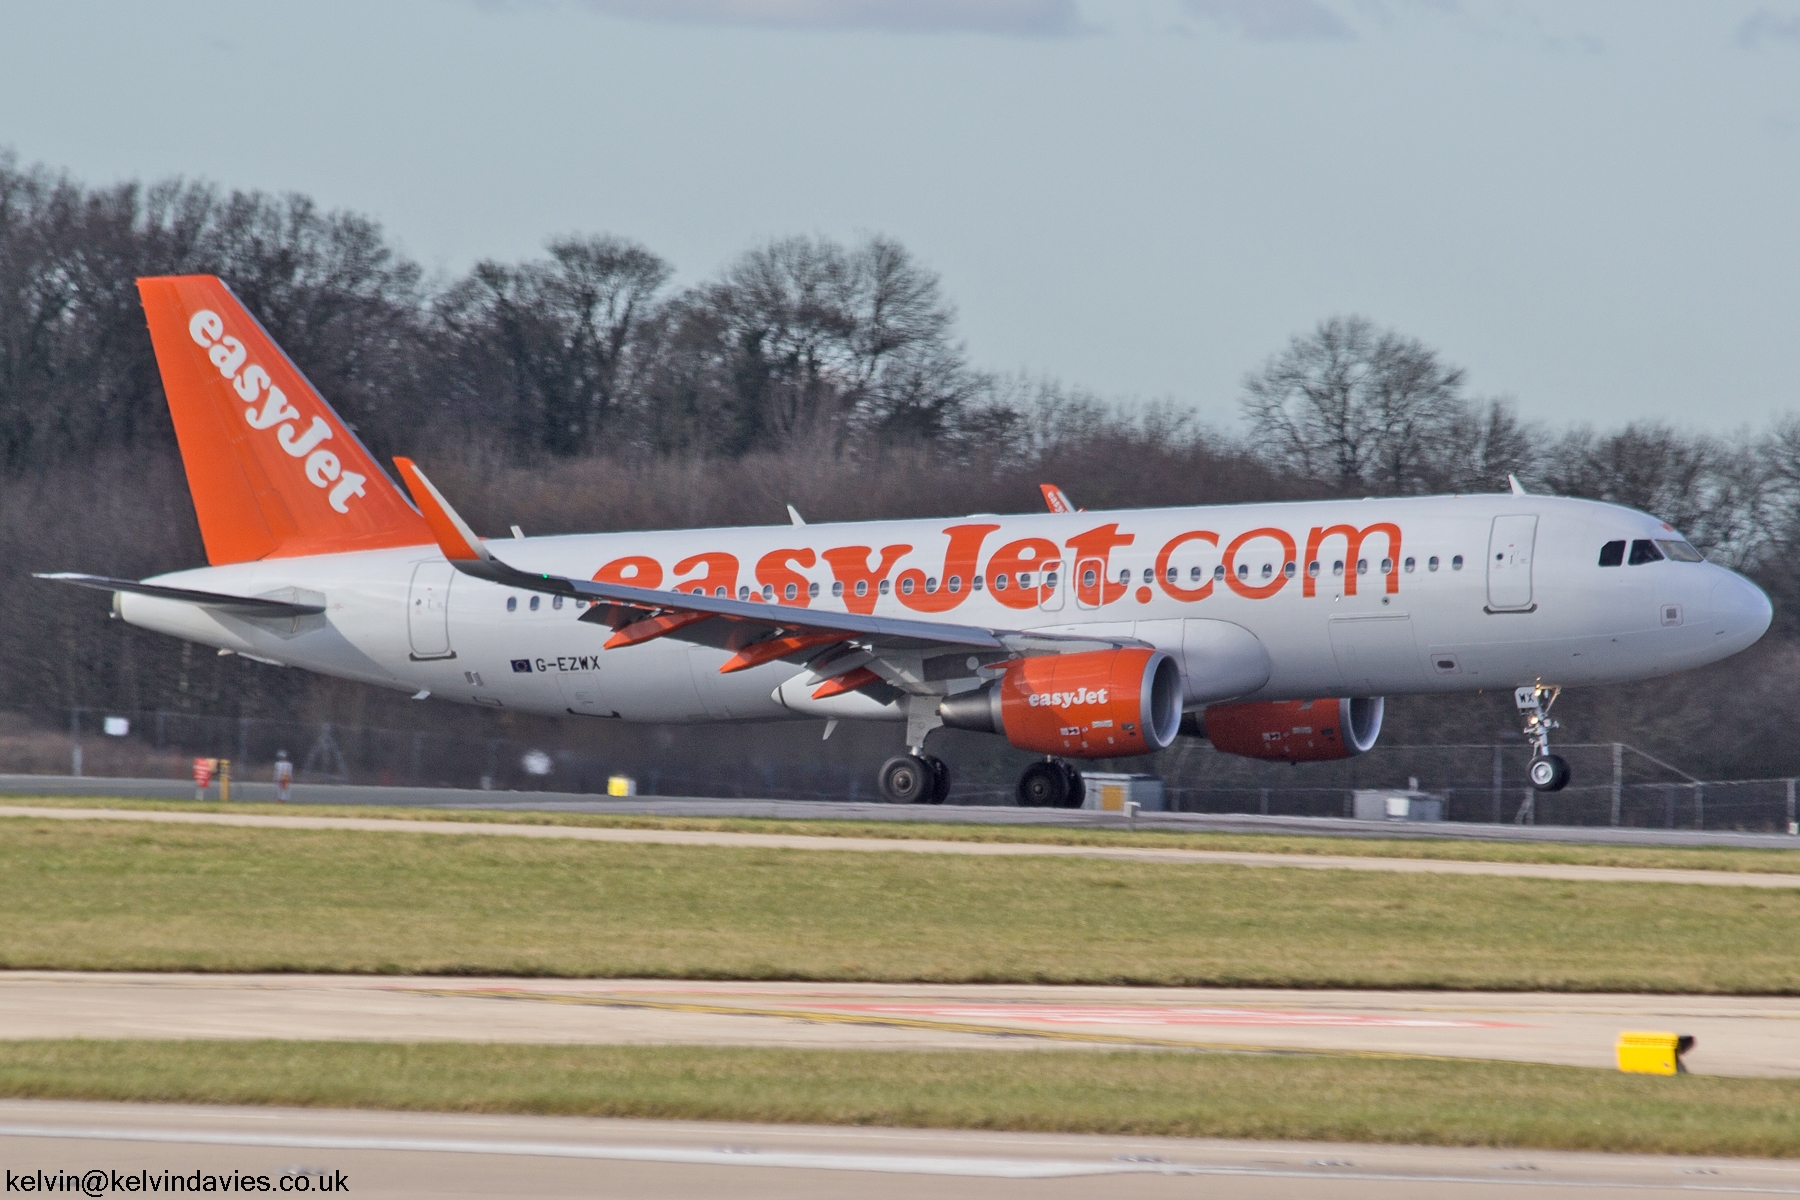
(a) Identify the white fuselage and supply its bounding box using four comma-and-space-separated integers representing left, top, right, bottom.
117, 493, 1773, 726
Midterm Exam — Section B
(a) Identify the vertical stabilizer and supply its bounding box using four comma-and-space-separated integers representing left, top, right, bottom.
137, 275, 431, 564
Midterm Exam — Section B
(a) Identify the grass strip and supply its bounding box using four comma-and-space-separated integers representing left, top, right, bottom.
1, 820, 1797, 991
6, 795, 1800, 874
0, 1040, 1796, 1157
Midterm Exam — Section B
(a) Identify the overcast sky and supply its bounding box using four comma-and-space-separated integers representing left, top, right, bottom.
5, 1, 1798, 431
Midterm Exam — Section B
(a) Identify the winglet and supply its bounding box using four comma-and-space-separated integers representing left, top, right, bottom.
1508, 474, 1528, 496
1040, 483, 1074, 514
393, 458, 490, 562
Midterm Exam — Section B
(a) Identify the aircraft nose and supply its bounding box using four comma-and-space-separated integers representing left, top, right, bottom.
1709, 571, 1772, 650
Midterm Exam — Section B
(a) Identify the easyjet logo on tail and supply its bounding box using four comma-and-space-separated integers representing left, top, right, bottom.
187, 310, 367, 515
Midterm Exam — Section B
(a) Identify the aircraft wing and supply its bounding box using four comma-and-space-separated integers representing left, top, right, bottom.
393, 459, 1138, 697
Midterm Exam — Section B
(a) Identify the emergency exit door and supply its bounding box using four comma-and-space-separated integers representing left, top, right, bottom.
1486, 515, 1538, 612
407, 561, 456, 659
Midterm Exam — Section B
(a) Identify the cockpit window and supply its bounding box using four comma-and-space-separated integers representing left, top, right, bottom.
1598, 540, 1625, 567
1628, 539, 1664, 565
1656, 539, 1704, 562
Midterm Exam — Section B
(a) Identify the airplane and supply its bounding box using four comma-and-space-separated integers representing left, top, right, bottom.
37, 276, 1774, 806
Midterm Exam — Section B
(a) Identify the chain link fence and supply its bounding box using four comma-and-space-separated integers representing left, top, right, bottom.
11, 708, 1799, 831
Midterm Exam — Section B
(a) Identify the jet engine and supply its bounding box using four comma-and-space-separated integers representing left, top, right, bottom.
938, 647, 1183, 758
1189, 697, 1384, 762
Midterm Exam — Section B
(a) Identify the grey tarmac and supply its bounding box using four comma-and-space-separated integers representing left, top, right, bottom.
2, 973, 1796, 1075
5, 774, 1799, 849
3, 803, 1799, 888
1, 1100, 1796, 1199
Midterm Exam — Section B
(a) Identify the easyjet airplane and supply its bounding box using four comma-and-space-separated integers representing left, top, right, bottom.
38, 277, 1774, 805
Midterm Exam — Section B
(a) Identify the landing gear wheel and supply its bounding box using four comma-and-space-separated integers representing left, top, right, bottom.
878, 754, 933, 804
1058, 761, 1086, 809
1018, 759, 1085, 809
921, 754, 951, 805
1529, 753, 1571, 793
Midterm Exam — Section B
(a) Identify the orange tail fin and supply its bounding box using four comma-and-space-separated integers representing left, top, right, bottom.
138, 275, 431, 564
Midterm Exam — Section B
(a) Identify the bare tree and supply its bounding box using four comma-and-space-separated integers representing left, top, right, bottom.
1240, 315, 1470, 495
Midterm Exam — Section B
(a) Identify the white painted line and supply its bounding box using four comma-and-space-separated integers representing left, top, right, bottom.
0, 1124, 1176, 1178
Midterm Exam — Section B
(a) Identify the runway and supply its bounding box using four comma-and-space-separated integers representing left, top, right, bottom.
6, 774, 1800, 849
2, 1100, 1796, 1198
2, 972, 1794, 1076
4, 803, 1799, 888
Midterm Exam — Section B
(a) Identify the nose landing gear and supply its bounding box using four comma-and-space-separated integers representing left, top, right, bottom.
1517, 684, 1570, 792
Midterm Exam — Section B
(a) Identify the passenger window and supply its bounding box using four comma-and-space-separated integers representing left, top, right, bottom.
879, 579, 891, 595
529, 595, 540, 611
1189, 566, 1203, 581
925, 577, 938, 593
1142, 568, 1154, 584
1236, 563, 1249, 579
809, 581, 821, 598
972, 574, 984, 591
1166, 566, 1179, 583
1213, 565, 1225, 581
1428, 556, 1439, 571
1118, 568, 1130, 585
1082, 568, 1097, 588
1017, 573, 1032, 589
1451, 555, 1463, 570
1628, 539, 1664, 565
1260, 563, 1272, 579
1307, 561, 1320, 577
762, 584, 775, 600
1598, 540, 1625, 567
947, 576, 961, 593
832, 581, 845, 597
1404, 557, 1415, 572
1332, 560, 1344, 576
1379, 558, 1392, 574
1356, 559, 1368, 575
552, 595, 563, 610
900, 577, 915, 595
1656, 540, 1704, 562
854, 580, 868, 597
506, 596, 517, 612
1283, 562, 1296, 578
738, 586, 751, 600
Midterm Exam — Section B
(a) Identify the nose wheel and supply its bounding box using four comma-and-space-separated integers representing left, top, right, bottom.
1516, 685, 1570, 793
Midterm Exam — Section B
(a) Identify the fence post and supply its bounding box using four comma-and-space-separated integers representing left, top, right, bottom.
69, 707, 82, 778
1610, 742, 1623, 827
1695, 783, 1705, 831
1788, 778, 1796, 834
1491, 744, 1503, 823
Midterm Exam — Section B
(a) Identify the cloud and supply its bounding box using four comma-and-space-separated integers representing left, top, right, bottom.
1182, 0, 1353, 42
574, 0, 1088, 36
1737, 8, 1800, 47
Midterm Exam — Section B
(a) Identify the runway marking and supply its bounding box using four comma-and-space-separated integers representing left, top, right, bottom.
816, 1003, 1529, 1029
0, 1124, 1794, 1190
405, 987, 1485, 1060
3, 803, 1797, 888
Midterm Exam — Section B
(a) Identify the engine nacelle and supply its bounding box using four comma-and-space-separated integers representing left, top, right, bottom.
1191, 697, 1384, 762
938, 647, 1183, 758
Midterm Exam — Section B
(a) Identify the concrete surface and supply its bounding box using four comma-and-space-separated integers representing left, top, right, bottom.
1, 973, 1793, 1076
4, 774, 1797, 849
1, 1100, 1795, 1198
2, 804, 1798, 888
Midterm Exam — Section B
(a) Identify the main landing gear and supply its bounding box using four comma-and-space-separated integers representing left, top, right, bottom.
877, 753, 951, 804
1517, 684, 1571, 793
1017, 758, 1086, 809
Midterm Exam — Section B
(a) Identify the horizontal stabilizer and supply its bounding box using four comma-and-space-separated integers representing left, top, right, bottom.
33, 573, 327, 617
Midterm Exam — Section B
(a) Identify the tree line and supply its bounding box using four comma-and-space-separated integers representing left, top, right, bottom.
1, 150, 1795, 781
